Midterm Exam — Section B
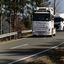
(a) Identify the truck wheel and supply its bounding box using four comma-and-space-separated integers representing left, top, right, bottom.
33, 35, 36, 37
53, 34, 56, 36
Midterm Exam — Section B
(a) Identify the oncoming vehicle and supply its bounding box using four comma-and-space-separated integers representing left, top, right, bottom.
54, 13, 64, 31
32, 7, 56, 37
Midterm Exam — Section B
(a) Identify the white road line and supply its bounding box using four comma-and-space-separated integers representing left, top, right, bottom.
8, 42, 64, 64
43, 38, 46, 39
10, 44, 29, 49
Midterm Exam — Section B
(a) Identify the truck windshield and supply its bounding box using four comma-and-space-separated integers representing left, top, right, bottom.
33, 14, 50, 21
54, 18, 63, 22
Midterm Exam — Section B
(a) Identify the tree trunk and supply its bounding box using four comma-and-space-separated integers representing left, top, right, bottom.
13, 10, 16, 32
54, 0, 56, 14
0, 1, 2, 35
9, 0, 11, 33
9, 10, 11, 40
9, 0, 11, 40
13, 0, 16, 32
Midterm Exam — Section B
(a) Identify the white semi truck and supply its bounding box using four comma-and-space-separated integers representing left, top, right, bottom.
54, 13, 64, 31
32, 7, 56, 37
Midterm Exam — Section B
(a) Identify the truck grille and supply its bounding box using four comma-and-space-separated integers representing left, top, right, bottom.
36, 31, 47, 33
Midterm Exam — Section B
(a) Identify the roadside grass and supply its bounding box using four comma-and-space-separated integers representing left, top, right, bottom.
26, 45, 64, 64
26, 56, 55, 64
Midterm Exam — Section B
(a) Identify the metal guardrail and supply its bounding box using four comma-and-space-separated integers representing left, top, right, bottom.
0, 30, 32, 39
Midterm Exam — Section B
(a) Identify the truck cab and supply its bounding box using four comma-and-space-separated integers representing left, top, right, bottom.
54, 13, 64, 31
32, 7, 56, 37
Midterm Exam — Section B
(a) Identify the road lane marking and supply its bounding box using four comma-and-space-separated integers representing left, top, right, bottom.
8, 42, 64, 64
43, 38, 46, 39
10, 44, 29, 49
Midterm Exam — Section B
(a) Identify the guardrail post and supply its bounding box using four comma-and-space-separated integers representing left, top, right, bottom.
0, 38, 2, 42
5, 37, 7, 41
27, 32, 29, 35
14, 35, 16, 40
1, 38, 3, 42
10, 36, 11, 40
14, 35, 15, 39
15, 34, 17, 40
21, 33, 23, 37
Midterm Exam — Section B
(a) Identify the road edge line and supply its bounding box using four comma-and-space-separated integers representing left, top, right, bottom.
8, 41, 64, 64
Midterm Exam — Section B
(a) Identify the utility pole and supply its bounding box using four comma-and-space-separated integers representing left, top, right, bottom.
54, 0, 56, 15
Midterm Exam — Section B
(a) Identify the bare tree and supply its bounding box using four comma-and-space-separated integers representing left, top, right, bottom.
50, 0, 63, 13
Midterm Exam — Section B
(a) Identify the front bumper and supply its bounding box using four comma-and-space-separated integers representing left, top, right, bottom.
32, 31, 51, 36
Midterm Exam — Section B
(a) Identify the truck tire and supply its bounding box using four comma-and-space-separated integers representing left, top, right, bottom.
33, 35, 36, 37
53, 34, 56, 36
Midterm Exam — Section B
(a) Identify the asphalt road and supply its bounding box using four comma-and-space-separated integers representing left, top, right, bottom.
0, 31, 64, 64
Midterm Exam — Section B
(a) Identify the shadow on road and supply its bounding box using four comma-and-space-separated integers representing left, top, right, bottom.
26, 35, 52, 38
0, 59, 15, 64
0, 40, 64, 64
0, 31, 64, 64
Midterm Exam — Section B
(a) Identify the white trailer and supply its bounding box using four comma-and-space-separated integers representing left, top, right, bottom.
54, 13, 64, 31
32, 7, 56, 37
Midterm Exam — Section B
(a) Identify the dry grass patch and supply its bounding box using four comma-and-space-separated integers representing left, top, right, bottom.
26, 45, 64, 64
26, 56, 55, 64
